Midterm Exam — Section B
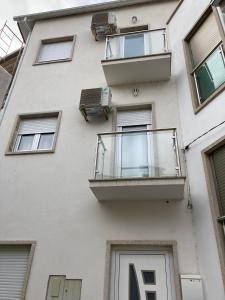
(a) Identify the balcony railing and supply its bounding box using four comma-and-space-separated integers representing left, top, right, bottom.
94, 128, 181, 180
105, 28, 168, 60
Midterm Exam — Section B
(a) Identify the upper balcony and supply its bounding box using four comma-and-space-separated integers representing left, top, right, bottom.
101, 29, 171, 86
89, 128, 185, 201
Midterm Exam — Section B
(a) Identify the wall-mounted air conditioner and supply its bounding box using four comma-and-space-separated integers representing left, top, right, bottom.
79, 87, 111, 121
91, 12, 117, 41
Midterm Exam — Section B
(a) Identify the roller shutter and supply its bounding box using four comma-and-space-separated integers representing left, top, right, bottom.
0, 245, 30, 300
211, 145, 225, 216
117, 108, 152, 127
190, 12, 221, 67
18, 117, 57, 134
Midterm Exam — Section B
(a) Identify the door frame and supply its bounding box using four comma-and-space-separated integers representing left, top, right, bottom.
103, 241, 182, 300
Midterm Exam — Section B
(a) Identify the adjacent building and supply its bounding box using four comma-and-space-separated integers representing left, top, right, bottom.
0, 0, 224, 299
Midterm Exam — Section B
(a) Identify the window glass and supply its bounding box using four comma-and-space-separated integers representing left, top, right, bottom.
124, 34, 145, 58
146, 292, 156, 300
129, 264, 140, 300
195, 46, 225, 103
142, 271, 156, 285
37, 40, 73, 63
121, 125, 149, 177
17, 134, 34, 151
38, 133, 54, 150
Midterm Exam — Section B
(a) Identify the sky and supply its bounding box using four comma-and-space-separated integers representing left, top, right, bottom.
0, 0, 114, 56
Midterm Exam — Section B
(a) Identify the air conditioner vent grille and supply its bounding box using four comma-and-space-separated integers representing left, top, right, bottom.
80, 88, 102, 107
79, 87, 111, 121
91, 13, 109, 26
91, 12, 117, 41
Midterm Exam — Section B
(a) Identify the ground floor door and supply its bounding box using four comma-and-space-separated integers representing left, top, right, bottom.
111, 251, 175, 300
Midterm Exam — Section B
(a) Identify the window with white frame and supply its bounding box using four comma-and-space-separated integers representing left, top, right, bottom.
36, 36, 75, 64
9, 113, 60, 153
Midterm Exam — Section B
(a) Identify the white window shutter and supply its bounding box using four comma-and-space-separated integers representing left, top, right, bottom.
117, 109, 152, 127
190, 12, 221, 67
18, 117, 57, 134
0, 245, 30, 300
38, 40, 73, 62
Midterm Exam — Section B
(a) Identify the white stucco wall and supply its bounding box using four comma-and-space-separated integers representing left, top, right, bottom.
0, 2, 200, 300
168, 1, 225, 299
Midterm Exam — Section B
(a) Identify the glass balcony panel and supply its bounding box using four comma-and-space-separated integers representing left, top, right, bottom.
95, 129, 180, 180
194, 45, 225, 103
105, 29, 167, 60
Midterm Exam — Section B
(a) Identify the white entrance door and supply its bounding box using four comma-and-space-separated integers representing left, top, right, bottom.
111, 251, 174, 300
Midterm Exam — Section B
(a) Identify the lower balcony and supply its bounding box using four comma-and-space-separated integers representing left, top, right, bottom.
89, 128, 185, 201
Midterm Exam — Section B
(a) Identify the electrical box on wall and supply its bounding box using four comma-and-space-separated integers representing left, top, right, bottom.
181, 275, 204, 300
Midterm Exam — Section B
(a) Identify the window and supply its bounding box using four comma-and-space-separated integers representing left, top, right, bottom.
218, 1, 225, 30
116, 108, 153, 178
35, 36, 75, 64
7, 112, 61, 154
0, 243, 34, 300
184, 8, 225, 111
210, 144, 225, 218
204, 141, 225, 287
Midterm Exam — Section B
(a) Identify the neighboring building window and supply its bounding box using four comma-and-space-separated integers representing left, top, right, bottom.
0, 244, 33, 300
211, 144, 225, 218
218, 1, 225, 29
7, 112, 61, 154
35, 36, 75, 64
46, 276, 82, 300
184, 9, 225, 111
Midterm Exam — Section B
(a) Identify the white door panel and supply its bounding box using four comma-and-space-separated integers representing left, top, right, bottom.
112, 251, 174, 300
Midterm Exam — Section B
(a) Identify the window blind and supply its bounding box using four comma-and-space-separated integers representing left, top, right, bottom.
38, 40, 73, 62
211, 145, 225, 216
0, 245, 30, 300
117, 108, 152, 127
18, 117, 57, 135
190, 12, 221, 67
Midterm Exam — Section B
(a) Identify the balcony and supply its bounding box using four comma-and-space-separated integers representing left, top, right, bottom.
89, 128, 185, 201
101, 29, 171, 85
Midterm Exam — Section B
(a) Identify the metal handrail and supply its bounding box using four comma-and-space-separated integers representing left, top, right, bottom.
107, 27, 166, 38
97, 128, 177, 136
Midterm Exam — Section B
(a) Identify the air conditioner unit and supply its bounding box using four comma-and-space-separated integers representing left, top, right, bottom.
79, 87, 111, 121
91, 12, 117, 41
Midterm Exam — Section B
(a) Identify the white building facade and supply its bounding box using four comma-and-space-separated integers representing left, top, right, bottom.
0, 0, 224, 300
